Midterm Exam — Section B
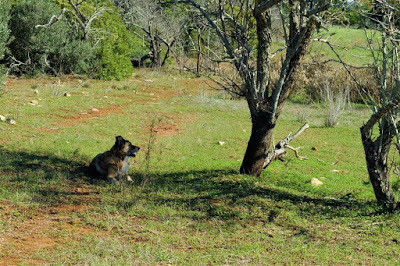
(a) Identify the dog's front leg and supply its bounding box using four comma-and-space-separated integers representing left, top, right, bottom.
107, 167, 119, 184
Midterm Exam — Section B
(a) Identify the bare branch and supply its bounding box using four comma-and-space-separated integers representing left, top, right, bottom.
161, 0, 235, 59
35, 0, 108, 40
306, 3, 331, 17
361, 95, 400, 136
35, 8, 69, 29
313, 37, 348, 50
85, 7, 109, 33
263, 123, 309, 168
286, 145, 308, 160
270, 46, 287, 58
323, 39, 378, 112
69, 0, 88, 22
306, 57, 372, 69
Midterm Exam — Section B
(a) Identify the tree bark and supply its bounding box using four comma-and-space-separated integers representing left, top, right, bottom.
361, 119, 397, 207
149, 31, 162, 68
196, 28, 201, 76
240, 115, 275, 176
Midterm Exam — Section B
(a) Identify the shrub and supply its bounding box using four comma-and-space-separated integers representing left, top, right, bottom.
54, 0, 144, 80
293, 62, 378, 104
8, 0, 96, 76
320, 81, 350, 128
0, 0, 11, 93
92, 5, 135, 80
0, 0, 10, 63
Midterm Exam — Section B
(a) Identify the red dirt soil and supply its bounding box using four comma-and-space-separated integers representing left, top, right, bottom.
0, 182, 104, 265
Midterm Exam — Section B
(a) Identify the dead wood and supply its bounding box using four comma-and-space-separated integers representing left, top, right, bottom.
263, 123, 309, 169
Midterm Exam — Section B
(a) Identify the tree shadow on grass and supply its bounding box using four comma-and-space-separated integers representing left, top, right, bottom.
0, 146, 381, 220
132, 168, 381, 222
0, 146, 105, 205
0, 146, 90, 178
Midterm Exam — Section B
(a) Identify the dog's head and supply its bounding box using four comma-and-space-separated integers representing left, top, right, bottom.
114, 136, 140, 157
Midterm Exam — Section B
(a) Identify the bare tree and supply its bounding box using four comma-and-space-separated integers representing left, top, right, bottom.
359, 0, 400, 208
325, 0, 400, 208
114, 0, 186, 68
162, 0, 331, 176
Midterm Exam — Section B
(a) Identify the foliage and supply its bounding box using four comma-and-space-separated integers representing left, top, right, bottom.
53, 0, 139, 80
93, 5, 135, 80
328, 1, 372, 27
0, 0, 11, 92
0, 0, 10, 62
8, 0, 96, 76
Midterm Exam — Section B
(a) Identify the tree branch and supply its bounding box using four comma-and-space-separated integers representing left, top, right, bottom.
306, 3, 331, 17
35, 8, 69, 29
263, 123, 309, 168
361, 95, 400, 136
160, 0, 235, 59
323, 38, 378, 112
286, 145, 308, 160
69, 0, 88, 23
270, 16, 317, 120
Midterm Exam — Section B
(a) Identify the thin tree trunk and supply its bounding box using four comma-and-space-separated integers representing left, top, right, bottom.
149, 35, 161, 68
361, 121, 397, 207
196, 28, 201, 77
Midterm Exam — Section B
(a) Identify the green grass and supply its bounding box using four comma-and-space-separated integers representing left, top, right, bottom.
1, 69, 400, 265
309, 26, 380, 66
1, 25, 400, 264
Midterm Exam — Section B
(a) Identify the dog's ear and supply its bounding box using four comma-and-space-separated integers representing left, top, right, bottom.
115, 136, 125, 149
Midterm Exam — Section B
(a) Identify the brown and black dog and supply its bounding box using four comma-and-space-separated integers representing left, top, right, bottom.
89, 136, 140, 183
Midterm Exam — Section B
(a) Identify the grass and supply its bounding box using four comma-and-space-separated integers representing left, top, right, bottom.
1, 69, 400, 265
1, 25, 400, 264
309, 26, 380, 66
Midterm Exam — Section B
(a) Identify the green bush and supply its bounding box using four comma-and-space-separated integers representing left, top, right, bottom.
0, 0, 10, 62
53, 0, 144, 80
0, 0, 11, 92
94, 8, 133, 80
8, 0, 96, 76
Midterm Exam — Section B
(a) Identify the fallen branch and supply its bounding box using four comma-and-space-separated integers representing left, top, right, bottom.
263, 123, 309, 169
286, 145, 308, 160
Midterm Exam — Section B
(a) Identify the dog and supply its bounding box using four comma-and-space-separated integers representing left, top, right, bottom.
89, 136, 140, 183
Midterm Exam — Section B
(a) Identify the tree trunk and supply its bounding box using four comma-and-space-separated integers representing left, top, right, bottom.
196, 28, 201, 77
149, 36, 162, 68
240, 116, 275, 176
361, 122, 396, 207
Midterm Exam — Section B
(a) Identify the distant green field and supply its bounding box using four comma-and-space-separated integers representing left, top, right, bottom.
271, 26, 379, 66
310, 26, 379, 66
1, 68, 400, 264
